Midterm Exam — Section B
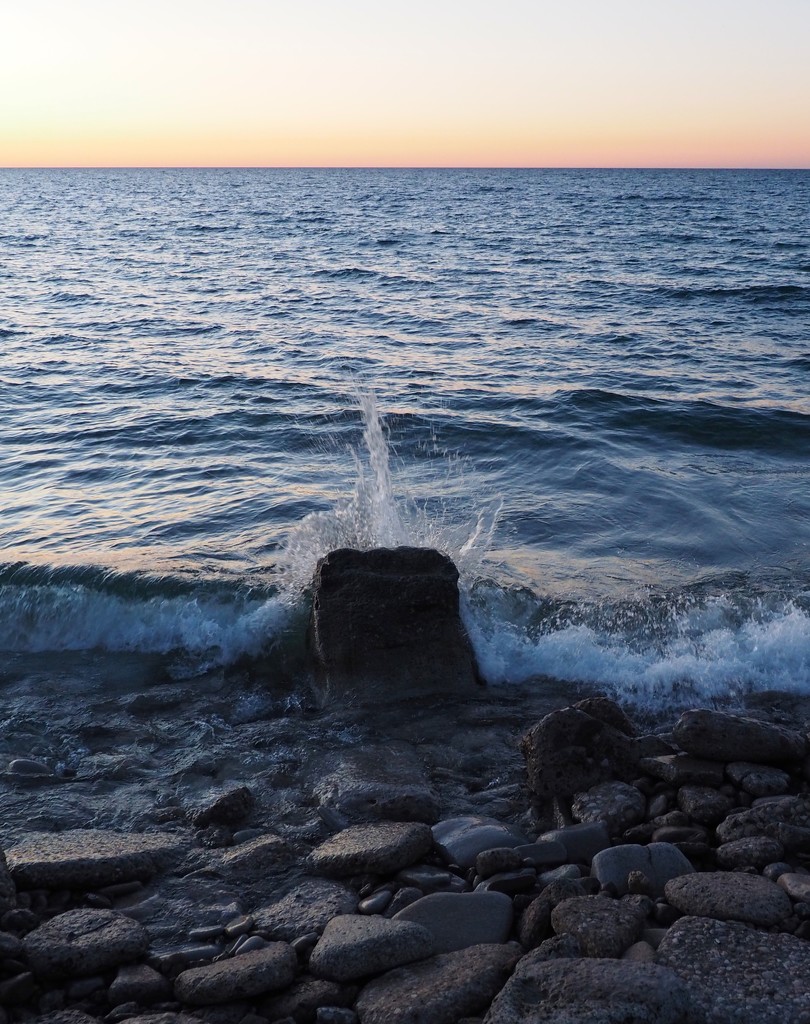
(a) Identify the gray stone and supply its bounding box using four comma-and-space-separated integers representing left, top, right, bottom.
475, 847, 524, 877
485, 957, 691, 1024
310, 822, 433, 877
174, 944, 296, 1005
354, 943, 521, 1024
664, 871, 792, 926
715, 836, 785, 869
393, 891, 513, 953
590, 843, 694, 897
476, 868, 537, 895
432, 816, 529, 869
726, 761, 791, 796
639, 753, 725, 787
550, 896, 646, 958
109, 963, 173, 1006
512, 841, 567, 870
538, 864, 581, 885
777, 872, 810, 901
24, 909, 149, 980
715, 795, 810, 843
212, 834, 293, 879
260, 977, 357, 1023
676, 785, 735, 825
657, 915, 810, 1023
306, 547, 480, 703
7, 830, 182, 889
396, 864, 469, 893
673, 709, 807, 763
538, 822, 611, 865
311, 744, 441, 825
254, 880, 359, 940
190, 786, 254, 828
572, 696, 637, 736
309, 914, 435, 981
358, 889, 393, 914
571, 781, 646, 834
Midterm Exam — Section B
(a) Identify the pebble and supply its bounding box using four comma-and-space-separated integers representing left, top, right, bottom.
358, 889, 393, 914
676, 785, 734, 825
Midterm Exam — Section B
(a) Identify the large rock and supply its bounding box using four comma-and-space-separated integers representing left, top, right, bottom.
590, 843, 694, 897
550, 896, 646, 958
657, 916, 810, 1023
24, 909, 148, 980
393, 891, 513, 952
309, 822, 433, 877
664, 871, 792, 926
306, 547, 480, 702
354, 943, 521, 1024
673, 709, 807, 763
571, 781, 646, 834
174, 944, 296, 1005
715, 794, 810, 845
484, 957, 691, 1024
432, 816, 529, 869
253, 879, 358, 940
309, 914, 435, 981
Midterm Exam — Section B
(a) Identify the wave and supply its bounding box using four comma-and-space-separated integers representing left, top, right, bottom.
660, 283, 809, 306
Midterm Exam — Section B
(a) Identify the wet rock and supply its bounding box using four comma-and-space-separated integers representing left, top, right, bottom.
657, 915, 810, 1023
311, 745, 441, 825
260, 977, 357, 1024
109, 963, 174, 1006
572, 696, 636, 736
673, 709, 807, 764
638, 753, 725, 787
253, 880, 358, 941
550, 896, 646, 958
174, 944, 297, 1005
396, 863, 469, 893
715, 836, 785, 869
777, 873, 810, 901
726, 761, 791, 797
511, 841, 567, 870
393, 891, 513, 952
571, 781, 646, 834
190, 787, 254, 829
383, 886, 423, 917
484, 957, 690, 1024
676, 784, 735, 825
309, 914, 435, 981
590, 842, 694, 897
306, 547, 480, 703
358, 889, 393, 914
521, 705, 639, 805
432, 816, 529, 869
664, 871, 792, 926
310, 822, 432, 877
211, 834, 294, 879
7, 830, 182, 890
475, 847, 524, 878
538, 822, 611, 865
476, 868, 537, 895
24, 909, 149, 980
354, 943, 521, 1024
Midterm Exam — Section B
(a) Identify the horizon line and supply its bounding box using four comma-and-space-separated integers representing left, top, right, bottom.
2, 164, 809, 172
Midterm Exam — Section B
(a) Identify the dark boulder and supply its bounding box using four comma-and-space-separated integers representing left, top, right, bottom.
306, 547, 481, 703
673, 709, 807, 764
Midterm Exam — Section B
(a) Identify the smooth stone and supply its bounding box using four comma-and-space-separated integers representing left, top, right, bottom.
590, 843, 694, 897
476, 868, 537, 895
396, 864, 469, 893
309, 914, 435, 982
7, 830, 182, 889
253, 880, 358, 940
657, 916, 810, 1023
550, 896, 646, 958
8, 758, 51, 776
109, 964, 173, 1006
432, 816, 529, 869
538, 822, 611, 865
638, 753, 725, 787
354, 943, 521, 1024
726, 761, 791, 797
484, 958, 690, 1024
777, 872, 810, 901
676, 785, 734, 825
664, 871, 792, 926
24, 909, 148, 980
514, 841, 567, 869
174, 944, 296, 1005
310, 822, 433, 877
715, 836, 785, 869
673, 709, 807, 763
538, 864, 581, 885
393, 891, 513, 953
358, 889, 393, 914
571, 781, 646, 834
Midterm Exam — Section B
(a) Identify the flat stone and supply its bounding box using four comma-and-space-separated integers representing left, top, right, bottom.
24, 909, 148, 980
432, 816, 529, 869
639, 753, 725, 787
664, 871, 792, 926
590, 843, 694, 897
310, 822, 433, 877
396, 864, 469, 893
174, 943, 296, 1005
476, 868, 537, 895
715, 795, 810, 843
513, 841, 567, 870
550, 896, 646, 958
393, 891, 513, 953
212, 834, 293, 879
673, 709, 807, 764
109, 964, 173, 1006
538, 822, 611, 865
715, 836, 785, 869
7, 830, 182, 890
309, 914, 435, 981
354, 943, 521, 1024
777, 872, 810, 901
676, 785, 734, 825
657, 915, 810, 1023
253, 880, 359, 940
475, 847, 525, 877
311, 744, 441, 825
726, 761, 791, 797
484, 957, 690, 1024
571, 781, 646, 834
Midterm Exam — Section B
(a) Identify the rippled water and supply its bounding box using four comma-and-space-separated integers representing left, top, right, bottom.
1, 168, 809, 709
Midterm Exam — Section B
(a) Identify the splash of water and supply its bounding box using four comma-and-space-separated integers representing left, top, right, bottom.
279, 392, 500, 595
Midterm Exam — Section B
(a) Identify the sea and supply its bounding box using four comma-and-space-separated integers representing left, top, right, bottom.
2, 167, 809, 716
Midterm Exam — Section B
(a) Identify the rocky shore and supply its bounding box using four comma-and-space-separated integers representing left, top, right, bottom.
2, 697, 809, 1024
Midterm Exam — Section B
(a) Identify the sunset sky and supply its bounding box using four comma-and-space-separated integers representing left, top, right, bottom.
2, 0, 808, 168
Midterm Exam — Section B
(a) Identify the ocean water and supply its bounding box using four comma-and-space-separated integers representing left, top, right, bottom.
2, 167, 809, 712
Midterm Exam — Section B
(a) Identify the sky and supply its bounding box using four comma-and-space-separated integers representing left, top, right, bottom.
1, 0, 808, 168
